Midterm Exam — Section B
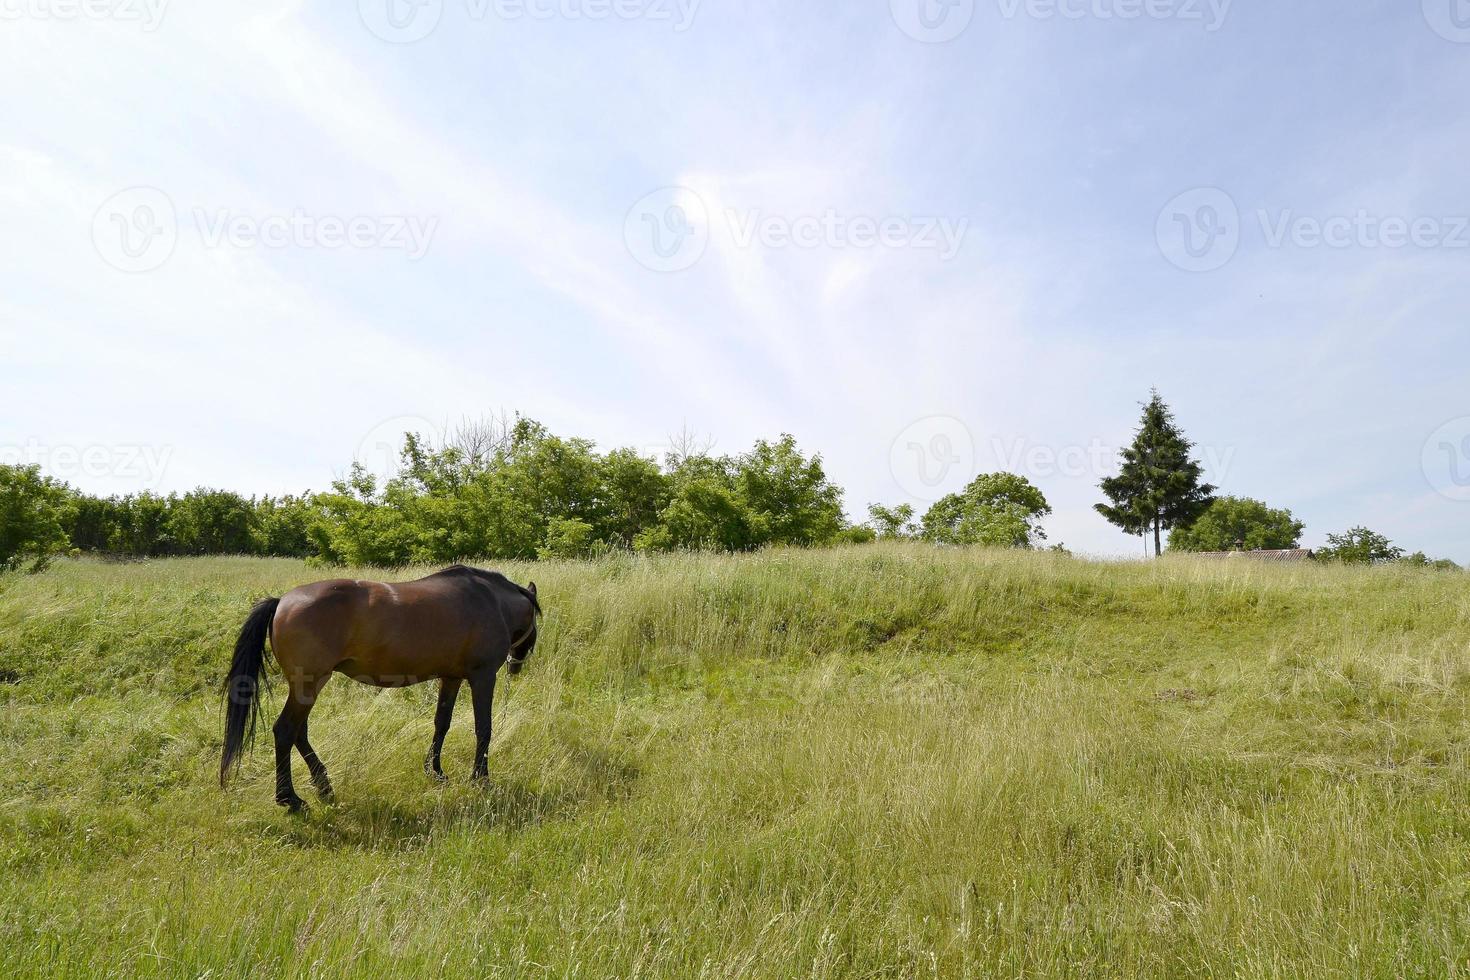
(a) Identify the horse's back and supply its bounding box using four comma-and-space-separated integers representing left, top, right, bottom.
272, 574, 491, 682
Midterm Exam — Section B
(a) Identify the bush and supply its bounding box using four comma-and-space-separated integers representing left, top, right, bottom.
0, 465, 70, 572
920, 473, 1051, 548
540, 518, 600, 559
1315, 528, 1404, 566
166, 489, 259, 555
1169, 496, 1305, 552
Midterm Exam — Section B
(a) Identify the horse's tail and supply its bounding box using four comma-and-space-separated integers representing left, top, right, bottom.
220, 596, 279, 787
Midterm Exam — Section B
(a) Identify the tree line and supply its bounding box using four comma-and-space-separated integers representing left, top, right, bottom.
0, 417, 1053, 572
1091, 391, 1460, 570
0, 401, 1458, 572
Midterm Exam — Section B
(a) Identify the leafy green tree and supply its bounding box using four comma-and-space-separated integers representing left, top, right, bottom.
734, 435, 844, 547
0, 464, 71, 572
635, 435, 845, 552
540, 517, 600, 559
920, 473, 1051, 548
63, 493, 125, 553
867, 503, 916, 540
1096, 391, 1216, 557
596, 449, 671, 549
167, 489, 259, 555
1169, 496, 1304, 552
107, 493, 174, 557
309, 465, 419, 566
637, 475, 761, 552
500, 429, 605, 534
253, 495, 316, 557
455, 473, 543, 560
1314, 527, 1404, 565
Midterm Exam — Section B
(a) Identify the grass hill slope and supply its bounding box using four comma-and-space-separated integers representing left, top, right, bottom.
1, 546, 1469, 977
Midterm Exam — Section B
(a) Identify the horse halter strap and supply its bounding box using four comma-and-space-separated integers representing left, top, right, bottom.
507, 623, 535, 663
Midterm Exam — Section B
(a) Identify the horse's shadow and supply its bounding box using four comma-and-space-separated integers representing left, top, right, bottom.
254, 748, 640, 851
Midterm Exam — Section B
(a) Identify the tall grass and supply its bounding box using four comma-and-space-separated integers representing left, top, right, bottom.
1, 545, 1469, 977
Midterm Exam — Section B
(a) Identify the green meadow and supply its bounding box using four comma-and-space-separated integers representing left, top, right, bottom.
2, 546, 1469, 977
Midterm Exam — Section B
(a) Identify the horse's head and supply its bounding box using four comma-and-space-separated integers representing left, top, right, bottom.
505, 581, 539, 675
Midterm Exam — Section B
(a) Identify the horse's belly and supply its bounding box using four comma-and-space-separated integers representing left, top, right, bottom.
334, 656, 440, 688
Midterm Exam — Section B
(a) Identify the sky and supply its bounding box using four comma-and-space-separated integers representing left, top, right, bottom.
1, 0, 1467, 560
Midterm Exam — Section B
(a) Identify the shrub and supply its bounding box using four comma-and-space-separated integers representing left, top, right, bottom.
0, 465, 70, 572
1170, 496, 1305, 552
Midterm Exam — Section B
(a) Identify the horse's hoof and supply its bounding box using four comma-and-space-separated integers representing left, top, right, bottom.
277, 795, 309, 814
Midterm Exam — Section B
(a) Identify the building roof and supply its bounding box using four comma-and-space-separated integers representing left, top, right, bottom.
1195, 549, 1315, 562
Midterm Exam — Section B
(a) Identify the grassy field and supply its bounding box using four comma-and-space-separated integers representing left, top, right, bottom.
1, 546, 1469, 977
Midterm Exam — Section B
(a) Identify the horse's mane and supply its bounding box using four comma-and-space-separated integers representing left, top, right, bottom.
432, 565, 541, 615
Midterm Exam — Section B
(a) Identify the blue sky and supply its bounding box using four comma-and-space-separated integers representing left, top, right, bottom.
2, 0, 1467, 559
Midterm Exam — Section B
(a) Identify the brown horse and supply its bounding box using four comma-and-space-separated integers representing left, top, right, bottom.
219, 565, 542, 811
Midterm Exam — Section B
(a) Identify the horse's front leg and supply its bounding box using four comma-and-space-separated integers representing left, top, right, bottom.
468, 670, 497, 781
425, 677, 462, 781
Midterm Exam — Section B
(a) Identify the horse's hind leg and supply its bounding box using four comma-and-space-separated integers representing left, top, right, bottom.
273, 675, 326, 813
425, 677, 462, 782
295, 714, 334, 802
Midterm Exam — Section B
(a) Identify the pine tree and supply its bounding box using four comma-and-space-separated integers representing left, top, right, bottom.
1096, 391, 1216, 557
